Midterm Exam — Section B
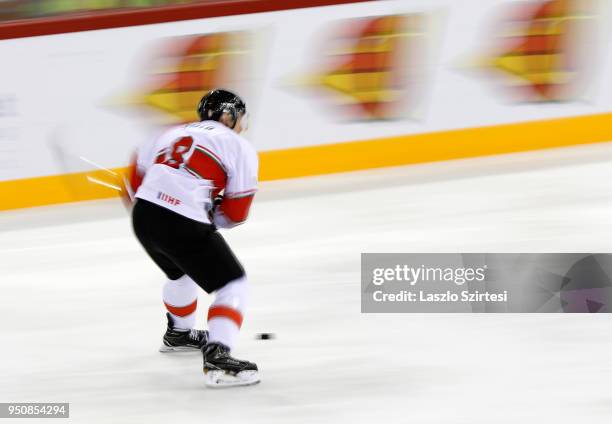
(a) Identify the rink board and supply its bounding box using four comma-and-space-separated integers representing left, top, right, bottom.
1, 0, 612, 210
2, 112, 612, 210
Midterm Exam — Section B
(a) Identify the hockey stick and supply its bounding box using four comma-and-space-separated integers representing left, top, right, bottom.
79, 155, 118, 176
86, 175, 122, 192
82, 158, 135, 202
48, 128, 133, 202
78, 154, 134, 199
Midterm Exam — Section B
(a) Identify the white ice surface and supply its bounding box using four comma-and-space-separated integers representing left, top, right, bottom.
2, 144, 612, 423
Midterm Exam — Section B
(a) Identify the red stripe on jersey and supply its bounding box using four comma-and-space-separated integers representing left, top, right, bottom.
164, 299, 198, 317
208, 305, 243, 328
227, 189, 257, 197
220, 194, 254, 223
128, 154, 144, 192
155, 149, 167, 164
195, 145, 225, 169
188, 148, 227, 195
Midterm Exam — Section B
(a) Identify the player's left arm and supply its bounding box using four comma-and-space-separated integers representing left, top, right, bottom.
213, 145, 258, 228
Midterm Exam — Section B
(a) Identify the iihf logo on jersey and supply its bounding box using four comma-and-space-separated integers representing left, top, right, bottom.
157, 191, 181, 206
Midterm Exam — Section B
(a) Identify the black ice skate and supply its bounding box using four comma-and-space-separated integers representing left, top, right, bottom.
159, 313, 208, 352
202, 342, 260, 387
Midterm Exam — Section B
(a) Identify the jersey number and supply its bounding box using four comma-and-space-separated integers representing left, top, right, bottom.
161, 136, 194, 169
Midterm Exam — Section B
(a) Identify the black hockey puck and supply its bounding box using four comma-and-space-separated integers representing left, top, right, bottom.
255, 333, 275, 340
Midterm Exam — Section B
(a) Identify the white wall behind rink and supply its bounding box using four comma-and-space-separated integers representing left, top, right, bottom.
0, 0, 611, 182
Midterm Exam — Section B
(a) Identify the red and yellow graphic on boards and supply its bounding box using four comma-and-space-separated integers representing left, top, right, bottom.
300, 14, 426, 121
138, 31, 253, 123
480, 0, 595, 102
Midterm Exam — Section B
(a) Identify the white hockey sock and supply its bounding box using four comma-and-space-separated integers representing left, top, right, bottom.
163, 275, 199, 330
207, 276, 249, 350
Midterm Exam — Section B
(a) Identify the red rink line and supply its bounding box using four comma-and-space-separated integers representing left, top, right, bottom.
0, 0, 374, 40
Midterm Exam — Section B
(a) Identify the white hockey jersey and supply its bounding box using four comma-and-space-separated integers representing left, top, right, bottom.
130, 120, 258, 226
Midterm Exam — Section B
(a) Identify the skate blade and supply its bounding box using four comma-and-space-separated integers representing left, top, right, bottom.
159, 344, 200, 353
205, 370, 260, 388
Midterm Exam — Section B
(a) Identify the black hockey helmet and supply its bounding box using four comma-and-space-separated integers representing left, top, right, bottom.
197, 89, 247, 129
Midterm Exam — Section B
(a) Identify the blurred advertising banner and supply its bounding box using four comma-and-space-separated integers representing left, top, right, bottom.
293, 14, 429, 121
470, 0, 598, 102
362, 253, 612, 313
129, 31, 258, 124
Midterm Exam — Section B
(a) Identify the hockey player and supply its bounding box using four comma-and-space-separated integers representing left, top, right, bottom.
127, 89, 259, 387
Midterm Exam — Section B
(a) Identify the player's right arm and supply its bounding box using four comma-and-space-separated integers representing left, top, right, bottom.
124, 135, 162, 206
127, 153, 144, 194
